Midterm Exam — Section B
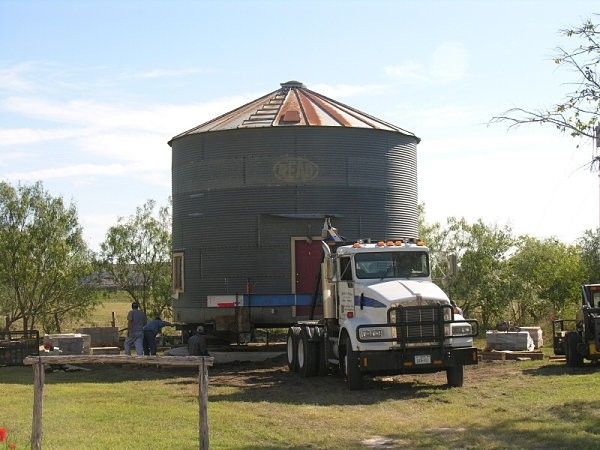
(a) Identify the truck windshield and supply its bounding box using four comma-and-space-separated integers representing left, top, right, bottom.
354, 251, 429, 279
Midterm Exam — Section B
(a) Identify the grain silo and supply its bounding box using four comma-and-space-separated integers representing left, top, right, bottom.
169, 81, 420, 339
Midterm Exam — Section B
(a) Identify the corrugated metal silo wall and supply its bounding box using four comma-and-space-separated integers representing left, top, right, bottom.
171, 127, 418, 322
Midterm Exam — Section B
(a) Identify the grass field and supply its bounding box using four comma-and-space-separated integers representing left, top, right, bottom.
1, 354, 600, 449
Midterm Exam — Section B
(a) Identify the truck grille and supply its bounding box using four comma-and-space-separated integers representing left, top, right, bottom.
393, 305, 444, 346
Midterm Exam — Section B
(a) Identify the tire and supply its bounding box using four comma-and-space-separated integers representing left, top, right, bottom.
566, 331, 584, 367
341, 333, 363, 390
297, 328, 318, 377
286, 327, 300, 372
446, 365, 464, 387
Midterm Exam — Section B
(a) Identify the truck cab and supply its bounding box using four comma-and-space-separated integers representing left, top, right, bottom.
287, 228, 479, 390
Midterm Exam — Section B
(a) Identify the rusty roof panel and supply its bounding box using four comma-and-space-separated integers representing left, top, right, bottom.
275, 90, 306, 126
169, 81, 419, 144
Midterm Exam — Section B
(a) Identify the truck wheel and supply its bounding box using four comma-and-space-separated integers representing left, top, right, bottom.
341, 333, 363, 390
446, 365, 464, 387
297, 328, 318, 377
286, 327, 300, 372
566, 331, 584, 367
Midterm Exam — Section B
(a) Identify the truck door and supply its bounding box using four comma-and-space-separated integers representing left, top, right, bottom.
337, 256, 355, 325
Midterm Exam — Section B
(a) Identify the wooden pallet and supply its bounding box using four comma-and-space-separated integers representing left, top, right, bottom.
480, 350, 544, 361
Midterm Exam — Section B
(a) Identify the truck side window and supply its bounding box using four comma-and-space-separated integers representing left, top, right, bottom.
340, 257, 352, 281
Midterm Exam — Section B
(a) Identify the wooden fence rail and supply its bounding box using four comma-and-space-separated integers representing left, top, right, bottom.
23, 355, 214, 450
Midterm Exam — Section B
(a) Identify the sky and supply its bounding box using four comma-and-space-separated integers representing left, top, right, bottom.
0, 0, 599, 250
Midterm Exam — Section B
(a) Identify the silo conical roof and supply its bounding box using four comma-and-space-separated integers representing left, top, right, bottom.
169, 81, 419, 145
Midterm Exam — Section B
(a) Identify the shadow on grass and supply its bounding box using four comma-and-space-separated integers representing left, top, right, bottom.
201, 365, 448, 406
522, 363, 600, 377
231, 400, 600, 449
1, 359, 450, 406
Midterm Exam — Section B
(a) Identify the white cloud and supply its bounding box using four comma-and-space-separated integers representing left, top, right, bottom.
0, 151, 27, 167
79, 212, 121, 251
0, 93, 251, 186
1, 94, 248, 135
0, 62, 39, 92
419, 128, 595, 243
384, 61, 425, 81
0, 127, 92, 146
385, 41, 469, 84
4, 163, 128, 182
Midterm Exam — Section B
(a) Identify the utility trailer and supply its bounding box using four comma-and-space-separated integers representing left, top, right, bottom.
286, 220, 479, 389
553, 284, 600, 366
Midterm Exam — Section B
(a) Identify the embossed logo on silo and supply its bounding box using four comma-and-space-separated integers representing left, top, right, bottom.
273, 156, 319, 182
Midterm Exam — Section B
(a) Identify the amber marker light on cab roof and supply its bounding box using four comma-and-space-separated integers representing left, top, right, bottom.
352, 242, 362, 248
416, 239, 425, 246
376, 241, 385, 247
394, 240, 403, 246
386, 240, 394, 246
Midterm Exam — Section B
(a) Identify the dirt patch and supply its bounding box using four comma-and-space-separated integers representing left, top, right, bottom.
206, 356, 525, 390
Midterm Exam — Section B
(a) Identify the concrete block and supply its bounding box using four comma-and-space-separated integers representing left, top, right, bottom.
486, 331, 534, 351
44, 334, 91, 355
76, 327, 119, 347
518, 326, 544, 349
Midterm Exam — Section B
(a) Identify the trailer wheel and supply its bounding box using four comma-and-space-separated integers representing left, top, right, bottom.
286, 327, 300, 372
297, 328, 318, 377
341, 333, 363, 390
566, 331, 584, 367
446, 365, 464, 387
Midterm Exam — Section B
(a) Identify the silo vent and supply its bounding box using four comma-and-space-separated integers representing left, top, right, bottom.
280, 80, 305, 88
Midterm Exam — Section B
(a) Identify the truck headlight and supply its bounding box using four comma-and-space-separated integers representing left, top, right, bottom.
359, 328, 383, 339
451, 324, 472, 336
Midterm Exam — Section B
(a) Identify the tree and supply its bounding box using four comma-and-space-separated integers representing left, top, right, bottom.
420, 212, 515, 328
0, 182, 96, 332
492, 17, 600, 145
578, 228, 600, 283
449, 219, 515, 328
99, 199, 172, 317
506, 236, 584, 324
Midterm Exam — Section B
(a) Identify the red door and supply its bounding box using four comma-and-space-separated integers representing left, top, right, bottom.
295, 240, 323, 294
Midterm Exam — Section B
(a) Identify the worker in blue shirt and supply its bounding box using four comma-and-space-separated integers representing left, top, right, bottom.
143, 316, 172, 356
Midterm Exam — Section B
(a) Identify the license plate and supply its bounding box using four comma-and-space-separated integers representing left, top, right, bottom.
415, 355, 431, 365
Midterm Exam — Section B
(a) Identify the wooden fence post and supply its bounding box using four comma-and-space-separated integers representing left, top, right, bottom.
199, 358, 209, 450
24, 355, 213, 449
32, 359, 45, 450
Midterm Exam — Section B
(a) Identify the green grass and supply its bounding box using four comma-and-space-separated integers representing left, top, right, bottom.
1, 357, 600, 449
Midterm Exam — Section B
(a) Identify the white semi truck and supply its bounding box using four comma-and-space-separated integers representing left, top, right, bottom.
286, 220, 479, 389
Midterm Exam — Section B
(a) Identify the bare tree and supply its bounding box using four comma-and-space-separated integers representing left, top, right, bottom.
492, 17, 600, 146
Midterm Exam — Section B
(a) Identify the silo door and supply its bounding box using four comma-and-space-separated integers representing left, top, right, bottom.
294, 240, 323, 294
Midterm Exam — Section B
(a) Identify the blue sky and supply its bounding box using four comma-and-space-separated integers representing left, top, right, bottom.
1, 0, 598, 249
